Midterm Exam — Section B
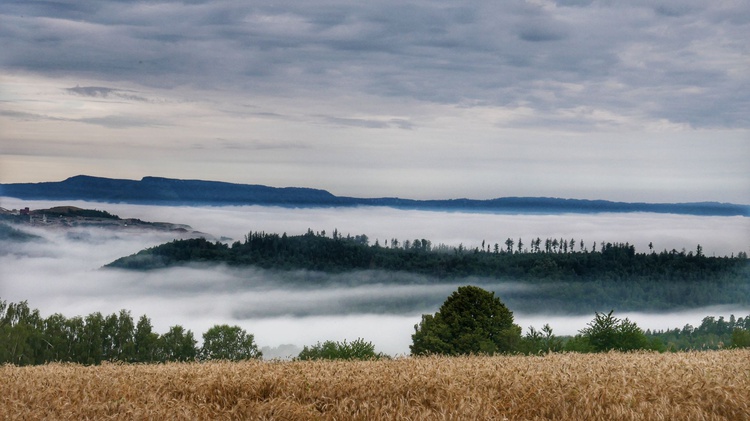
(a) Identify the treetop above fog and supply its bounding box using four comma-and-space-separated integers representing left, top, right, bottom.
103, 231, 749, 313
105, 230, 748, 284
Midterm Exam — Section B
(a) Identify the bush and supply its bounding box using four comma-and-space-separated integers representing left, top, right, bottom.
297, 338, 385, 360
579, 311, 651, 352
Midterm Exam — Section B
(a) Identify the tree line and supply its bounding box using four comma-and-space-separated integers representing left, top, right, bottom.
3, 291, 749, 366
0, 300, 260, 366
645, 314, 750, 351
411, 286, 750, 356
108, 230, 748, 282
105, 231, 750, 313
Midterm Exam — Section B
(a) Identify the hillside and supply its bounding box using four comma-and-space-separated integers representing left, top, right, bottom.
0, 175, 338, 206
104, 232, 750, 313
2, 175, 748, 216
0, 205, 205, 237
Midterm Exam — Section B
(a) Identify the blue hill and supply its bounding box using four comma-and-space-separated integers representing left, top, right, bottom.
1, 175, 747, 217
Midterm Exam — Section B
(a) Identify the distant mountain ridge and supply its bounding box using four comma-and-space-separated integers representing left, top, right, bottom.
0, 175, 337, 205
1, 175, 748, 217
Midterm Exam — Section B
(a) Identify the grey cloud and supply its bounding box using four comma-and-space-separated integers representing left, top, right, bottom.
0, 108, 160, 129
313, 114, 415, 130
196, 138, 310, 151
0, 110, 65, 122
517, 17, 568, 42
66, 86, 149, 102
0, 0, 97, 20
390, 119, 415, 130
555, 0, 594, 7
249, 111, 294, 120
653, 4, 695, 18
228, 281, 532, 318
518, 29, 565, 42
322, 116, 390, 129
77, 115, 164, 128
67, 86, 118, 97
1, 1, 748, 129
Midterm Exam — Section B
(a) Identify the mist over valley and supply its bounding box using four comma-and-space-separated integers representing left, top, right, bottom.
1, 197, 748, 357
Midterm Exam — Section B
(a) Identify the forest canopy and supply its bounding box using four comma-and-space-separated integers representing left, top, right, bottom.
104, 230, 750, 313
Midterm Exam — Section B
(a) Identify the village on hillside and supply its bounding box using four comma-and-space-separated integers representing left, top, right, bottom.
0, 205, 201, 236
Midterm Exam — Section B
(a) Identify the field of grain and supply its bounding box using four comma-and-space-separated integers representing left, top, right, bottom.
2, 350, 749, 420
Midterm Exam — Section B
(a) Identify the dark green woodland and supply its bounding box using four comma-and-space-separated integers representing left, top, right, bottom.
106, 230, 750, 313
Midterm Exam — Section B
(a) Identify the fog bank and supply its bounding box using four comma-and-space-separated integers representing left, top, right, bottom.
1, 199, 748, 356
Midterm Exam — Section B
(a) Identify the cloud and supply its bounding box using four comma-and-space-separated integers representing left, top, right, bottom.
77, 115, 164, 129
0, 1, 748, 204
516, 17, 568, 42
1, 0, 746, 130
321, 116, 390, 129
318, 115, 415, 130
0, 110, 66, 122
66, 86, 149, 102
0, 108, 160, 129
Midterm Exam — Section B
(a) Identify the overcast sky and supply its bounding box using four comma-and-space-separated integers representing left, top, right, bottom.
1, 0, 749, 202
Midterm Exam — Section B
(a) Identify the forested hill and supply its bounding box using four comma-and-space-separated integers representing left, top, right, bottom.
2, 175, 748, 216
105, 232, 749, 311
105, 231, 749, 279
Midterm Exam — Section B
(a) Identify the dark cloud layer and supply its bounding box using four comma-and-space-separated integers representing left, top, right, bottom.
2, 0, 748, 129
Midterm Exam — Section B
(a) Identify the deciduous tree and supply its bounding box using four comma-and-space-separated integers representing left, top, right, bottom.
411, 286, 521, 356
200, 324, 261, 361
158, 325, 197, 362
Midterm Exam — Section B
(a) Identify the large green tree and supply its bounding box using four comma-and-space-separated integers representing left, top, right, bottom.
411, 286, 521, 356
200, 324, 262, 361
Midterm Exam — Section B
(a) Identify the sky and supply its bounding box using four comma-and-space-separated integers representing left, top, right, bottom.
1, 0, 749, 203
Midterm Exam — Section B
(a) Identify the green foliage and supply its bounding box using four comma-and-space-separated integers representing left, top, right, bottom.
579, 311, 651, 352
521, 324, 563, 354
646, 314, 750, 351
731, 329, 750, 348
105, 232, 750, 313
0, 300, 43, 365
38, 207, 120, 219
158, 325, 197, 362
0, 298, 224, 365
411, 286, 522, 356
200, 324, 262, 361
297, 338, 385, 360
134, 315, 159, 363
563, 335, 594, 353
2, 296, 750, 365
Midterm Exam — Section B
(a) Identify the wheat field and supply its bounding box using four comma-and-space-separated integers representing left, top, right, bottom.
2, 350, 748, 420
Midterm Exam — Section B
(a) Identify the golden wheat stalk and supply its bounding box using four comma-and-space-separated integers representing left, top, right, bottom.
2, 350, 748, 420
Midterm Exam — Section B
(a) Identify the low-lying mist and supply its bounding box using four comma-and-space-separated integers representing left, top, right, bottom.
1, 198, 748, 357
